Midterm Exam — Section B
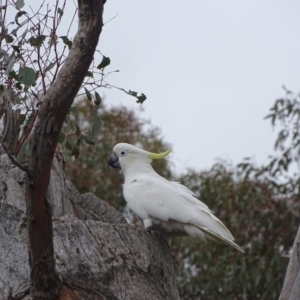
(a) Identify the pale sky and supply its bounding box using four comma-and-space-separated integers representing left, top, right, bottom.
35, 1, 300, 173
97, 1, 300, 173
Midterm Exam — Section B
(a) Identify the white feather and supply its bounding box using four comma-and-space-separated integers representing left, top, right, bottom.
111, 143, 244, 253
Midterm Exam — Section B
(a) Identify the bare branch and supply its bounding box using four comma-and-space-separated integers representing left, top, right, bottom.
2, 143, 33, 175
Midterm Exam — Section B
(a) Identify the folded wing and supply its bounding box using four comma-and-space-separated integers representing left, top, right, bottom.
124, 175, 243, 252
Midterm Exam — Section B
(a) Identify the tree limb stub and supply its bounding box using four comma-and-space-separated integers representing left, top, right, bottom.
26, 0, 105, 298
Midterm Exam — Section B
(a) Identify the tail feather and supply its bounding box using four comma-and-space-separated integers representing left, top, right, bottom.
199, 226, 244, 253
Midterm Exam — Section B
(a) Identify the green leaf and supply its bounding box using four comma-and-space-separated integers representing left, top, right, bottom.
69, 106, 77, 113
60, 36, 72, 49
16, 0, 25, 9
128, 90, 147, 104
97, 56, 110, 69
74, 112, 81, 134
5, 59, 14, 75
92, 105, 101, 141
129, 90, 137, 97
29, 35, 46, 47
20, 29, 28, 41
59, 131, 66, 143
57, 7, 64, 17
85, 71, 93, 78
12, 45, 20, 53
65, 141, 72, 152
16, 82, 22, 90
71, 140, 80, 158
44, 62, 55, 72
15, 11, 26, 26
80, 134, 95, 145
84, 88, 92, 101
19, 114, 26, 125
0, 85, 4, 93
8, 70, 18, 80
5, 35, 14, 43
18, 66, 36, 86
0, 48, 8, 58
11, 28, 19, 37
94, 91, 102, 105
264, 113, 274, 120
136, 93, 147, 104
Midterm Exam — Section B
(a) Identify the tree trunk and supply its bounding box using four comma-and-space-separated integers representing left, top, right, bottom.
0, 153, 179, 299
24, 0, 104, 297
279, 226, 300, 300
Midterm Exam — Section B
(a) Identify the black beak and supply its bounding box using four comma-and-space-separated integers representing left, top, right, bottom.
108, 153, 121, 169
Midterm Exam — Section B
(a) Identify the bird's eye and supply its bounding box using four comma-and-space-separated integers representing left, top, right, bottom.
120, 150, 126, 156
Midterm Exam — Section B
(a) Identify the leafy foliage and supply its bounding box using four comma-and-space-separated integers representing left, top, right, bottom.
173, 89, 300, 299
264, 88, 300, 176
237, 88, 300, 196
0, 0, 146, 162
174, 163, 299, 299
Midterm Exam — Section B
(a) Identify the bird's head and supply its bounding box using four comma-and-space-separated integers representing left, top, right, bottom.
108, 143, 171, 172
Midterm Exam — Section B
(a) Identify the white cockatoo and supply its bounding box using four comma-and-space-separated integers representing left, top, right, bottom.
108, 143, 244, 252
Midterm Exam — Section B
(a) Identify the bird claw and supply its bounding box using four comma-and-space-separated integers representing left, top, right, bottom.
146, 225, 156, 234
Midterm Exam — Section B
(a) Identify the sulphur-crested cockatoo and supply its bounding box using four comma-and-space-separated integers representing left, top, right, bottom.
108, 143, 243, 252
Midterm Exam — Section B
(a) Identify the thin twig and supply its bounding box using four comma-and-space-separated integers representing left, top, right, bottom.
103, 13, 118, 26
2, 143, 34, 177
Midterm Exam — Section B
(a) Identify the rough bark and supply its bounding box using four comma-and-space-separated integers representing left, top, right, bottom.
279, 226, 300, 300
24, 0, 104, 298
0, 154, 179, 299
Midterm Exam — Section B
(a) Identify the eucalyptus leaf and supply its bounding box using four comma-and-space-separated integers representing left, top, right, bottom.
44, 62, 55, 72
59, 131, 66, 143
84, 88, 92, 101
128, 90, 147, 104
11, 28, 19, 37
18, 66, 36, 86
12, 45, 20, 53
0, 48, 8, 58
5, 35, 14, 43
94, 92, 102, 105
15, 11, 26, 26
69, 106, 77, 113
5, 59, 14, 75
57, 7, 64, 17
59, 36, 72, 49
71, 140, 80, 158
92, 106, 101, 141
80, 134, 95, 145
97, 56, 110, 69
85, 71, 93, 78
65, 141, 72, 152
16, 0, 25, 9
29, 35, 46, 47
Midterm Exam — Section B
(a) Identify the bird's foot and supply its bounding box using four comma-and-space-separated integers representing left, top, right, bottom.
146, 225, 157, 234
